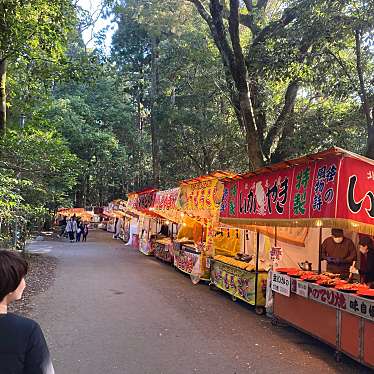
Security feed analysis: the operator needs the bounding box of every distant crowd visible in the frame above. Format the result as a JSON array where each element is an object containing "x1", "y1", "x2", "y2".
[{"x1": 57, "y1": 215, "x2": 88, "y2": 243}]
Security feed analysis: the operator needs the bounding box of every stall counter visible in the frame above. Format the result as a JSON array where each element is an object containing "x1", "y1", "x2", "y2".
[
  {"x1": 272, "y1": 272, "x2": 374, "y2": 368},
  {"x1": 210, "y1": 259, "x2": 268, "y2": 312},
  {"x1": 154, "y1": 238, "x2": 174, "y2": 263},
  {"x1": 173, "y1": 243, "x2": 210, "y2": 281}
]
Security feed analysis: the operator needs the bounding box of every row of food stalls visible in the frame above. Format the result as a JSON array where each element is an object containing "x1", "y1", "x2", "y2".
[{"x1": 108, "y1": 147, "x2": 373, "y2": 369}]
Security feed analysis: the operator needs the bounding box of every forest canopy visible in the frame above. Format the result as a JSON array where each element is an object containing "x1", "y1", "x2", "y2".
[{"x1": 0, "y1": 0, "x2": 373, "y2": 241}]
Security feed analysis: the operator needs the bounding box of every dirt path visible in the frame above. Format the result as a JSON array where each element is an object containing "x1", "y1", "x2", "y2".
[{"x1": 25, "y1": 230, "x2": 369, "y2": 374}]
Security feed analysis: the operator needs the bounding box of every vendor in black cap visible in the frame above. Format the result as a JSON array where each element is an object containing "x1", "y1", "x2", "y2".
[{"x1": 321, "y1": 228, "x2": 357, "y2": 277}]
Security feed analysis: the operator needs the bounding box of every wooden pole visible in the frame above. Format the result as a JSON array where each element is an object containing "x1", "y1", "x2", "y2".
[
  {"x1": 318, "y1": 227, "x2": 323, "y2": 274},
  {"x1": 255, "y1": 231, "x2": 260, "y2": 306},
  {"x1": 274, "y1": 226, "x2": 278, "y2": 246}
]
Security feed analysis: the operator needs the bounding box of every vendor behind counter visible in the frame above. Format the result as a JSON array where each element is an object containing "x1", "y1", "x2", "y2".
[
  {"x1": 357, "y1": 236, "x2": 374, "y2": 287},
  {"x1": 321, "y1": 228, "x2": 357, "y2": 277}
]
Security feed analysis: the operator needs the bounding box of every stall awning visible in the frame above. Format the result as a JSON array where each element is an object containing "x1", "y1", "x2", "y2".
[
  {"x1": 220, "y1": 147, "x2": 374, "y2": 235},
  {"x1": 57, "y1": 208, "x2": 86, "y2": 216},
  {"x1": 153, "y1": 188, "x2": 181, "y2": 223},
  {"x1": 126, "y1": 188, "x2": 162, "y2": 218},
  {"x1": 177, "y1": 170, "x2": 237, "y2": 223}
]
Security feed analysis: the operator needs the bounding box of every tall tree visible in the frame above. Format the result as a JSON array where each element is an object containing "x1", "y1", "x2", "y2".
[
  {"x1": 0, "y1": 0, "x2": 76, "y2": 133},
  {"x1": 186, "y1": 0, "x2": 366, "y2": 168}
]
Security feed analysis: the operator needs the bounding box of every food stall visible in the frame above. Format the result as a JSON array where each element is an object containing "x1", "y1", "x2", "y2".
[
  {"x1": 219, "y1": 147, "x2": 374, "y2": 368},
  {"x1": 173, "y1": 214, "x2": 207, "y2": 280},
  {"x1": 125, "y1": 189, "x2": 162, "y2": 255},
  {"x1": 174, "y1": 171, "x2": 236, "y2": 282},
  {"x1": 210, "y1": 228, "x2": 269, "y2": 314},
  {"x1": 124, "y1": 193, "x2": 141, "y2": 248},
  {"x1": 119, "y1": 211, "x2": 138, "y2": 243},
  {"x1": 152, "y1": 188, "x2": 181, "y2": 263}
]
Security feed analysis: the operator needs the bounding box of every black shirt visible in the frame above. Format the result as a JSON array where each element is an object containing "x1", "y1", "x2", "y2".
[
  {"x1": 0, "y1": 313, "x2": 54, "y2": 374},
  {"x1": 360, "y1": 249, "x2": 374, "y2": 285}
]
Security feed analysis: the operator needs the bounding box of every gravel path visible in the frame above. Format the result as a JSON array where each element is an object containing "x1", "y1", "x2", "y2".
[
  {"x1": 9, "y1": 252, "x2": 57, "y2": 316},
  {"x1": 22, "y1": 230, "x2": 370, "y2": 374}
]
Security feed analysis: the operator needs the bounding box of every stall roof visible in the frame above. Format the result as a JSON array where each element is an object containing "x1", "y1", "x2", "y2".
[
  {"x1": 127, "y1": 188, "x2": 158, "y2": 196},
  {"x1": 152, "y1": 188, "x2": 182, "y2": 223},
  {"x1": 125, "y1": 188, "x2": 162, "y2": 219},
  {"x1": 223, "y1": 147, "x2": 374, "y2": 181},
  {"x1": 181, "y1": 170, "x2": 237, "y2": 185},
  {"x1": 219, "y1": 147, "x2": 374, "y2": 235}
]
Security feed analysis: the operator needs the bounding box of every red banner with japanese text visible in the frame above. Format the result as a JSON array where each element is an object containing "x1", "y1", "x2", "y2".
[
  {"x1": 153, "y1": 188, "x2": 181, "y2": 223},
  {"x1": 153, "y1": 188, "x2": 179, "y2": 211},
  {"x1": 220, "y1": 156, "x2": 341, "y2": 222}
]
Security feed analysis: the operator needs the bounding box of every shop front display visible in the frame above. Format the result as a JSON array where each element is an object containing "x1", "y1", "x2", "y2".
[
  {"x1": 125, "y1": 189, "x2": 163, "y2": 253},
  {"x1": 173, "y1": 242, "x2": 210, "y2": 281},
  {"x1": 210, "y1": 258, "x2": 267, "y2": 310},
  {"x1": 173, "y1": 172, "x2": 237, "y2": 282},
  {"x1": 154, "y1": 238, "x2": 174, "y2": 263}
]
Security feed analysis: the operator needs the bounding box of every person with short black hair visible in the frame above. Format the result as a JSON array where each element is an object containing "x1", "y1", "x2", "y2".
[
  {"x1": 321, "y1": 228, "x2": 357, "y2": 277},
  {"x1": 357, "y1": 236, "x2": 374, "y2": 287},
  {"x1": 0, "y1": 250, "x2": 54, "y2": 374},
  {"x1": 65, "y1": 217, "x2": 74, "y2": 243},
  {"x1": 82, "y1": 224, "x2": 89, "y2": 242}
]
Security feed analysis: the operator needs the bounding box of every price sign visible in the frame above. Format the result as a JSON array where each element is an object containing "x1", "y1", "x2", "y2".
[
  {"x1": 271, "y1": 272, "x2": 291, "y2": 297},
  {"x1": 270, "y1": 246, "x2": 283, "y2": 262},
  {"x1": 296, "y1": 280, "x2": 308, "y2": 298}
]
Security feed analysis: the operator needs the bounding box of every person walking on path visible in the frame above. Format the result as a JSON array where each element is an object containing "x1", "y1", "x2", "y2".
[
  {"x1": 0, "y1": 251, "x2": 55, "y2": 374},
  {"x1": 65, "y1": 218, "x2": 74, "y2": 243},
  {"x1": 82, "y1": 224, "x2": 89, "y2": 242},
  {"x1": 71, "y1": 217, "x2": 78, "y2": 242},
  {"x1": 57, "y1": 216, "x2": 66, "y2": 238},
  {"x1": 76, "y1": 222, "x2": 83, "y2": 242}
]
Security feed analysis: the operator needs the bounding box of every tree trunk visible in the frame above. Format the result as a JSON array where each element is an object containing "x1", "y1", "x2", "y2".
[
  {"x1": 150, "y1": 36, "x2": 161, "y2": 187},
  {"x1": 238, "y1": 90, "x2": 264, "y2": 170},
  {"x1": 84, "y1": 174, "x2": 90, "y2": 208},
  {"x1": 0, "y1": 58, "x2": 7, "y2": 135},
  {"x1": 367, "y1": 122, "x2": 374, "y2": 159},
  {"x1": 354, "y1": 29, "x2": 374, "y2": 159}
]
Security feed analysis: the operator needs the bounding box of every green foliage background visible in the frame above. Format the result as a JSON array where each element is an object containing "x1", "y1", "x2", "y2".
[{"x1": 0, "y1": 0, "x2": 373, "y2": 244}]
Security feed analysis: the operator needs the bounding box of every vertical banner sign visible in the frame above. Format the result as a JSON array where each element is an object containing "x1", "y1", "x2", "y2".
[
  {"x1": 271, "y1": 272, "x2": 291, "y2": 297},
  {"x1": 338, "y1": 156, "x2": 374, "y2": 226},
  {"x1": 310, "y1": 159, "x2": 339, "y2": 219}
]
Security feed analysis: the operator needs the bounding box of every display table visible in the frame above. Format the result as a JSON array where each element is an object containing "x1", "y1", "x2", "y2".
[
  {"x1": 272, "y1": 272, "x2": 374, "y2": 368},
  {"x1": 210, "y1": 259, "x2": 267, "y2": 311},
  {"x1": 173, "y1": 243, "x2": 210, "y2": 281},
  {"x1": 154, "y1": 238, "x2": 174, "y2": 263}
]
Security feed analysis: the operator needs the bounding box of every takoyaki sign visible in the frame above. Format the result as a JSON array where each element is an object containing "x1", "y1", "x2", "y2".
[{"x1": 220, "y1": 150, "x2": 374, "y2": 234}]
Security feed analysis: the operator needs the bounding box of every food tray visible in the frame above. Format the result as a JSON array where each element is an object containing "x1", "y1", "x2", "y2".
[{"x1": 357, "y1": 289, "x2": 374, "y2": 299}]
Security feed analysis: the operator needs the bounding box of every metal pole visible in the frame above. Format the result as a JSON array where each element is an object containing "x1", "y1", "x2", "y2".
[
  {"x1": 243, "y1": 229, "x2": 246, "y2": 254},
  {"x1": 274, "y1": 226, "x2": 278, "y2": 246}
]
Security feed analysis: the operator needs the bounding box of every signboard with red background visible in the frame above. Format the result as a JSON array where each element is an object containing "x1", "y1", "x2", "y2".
[
  {"x1": 221, "y1": 156, "x2": 340, "y2": 221},
  {"x1": 220, "y1": 150, "x2": 374, "y2": 234}
]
